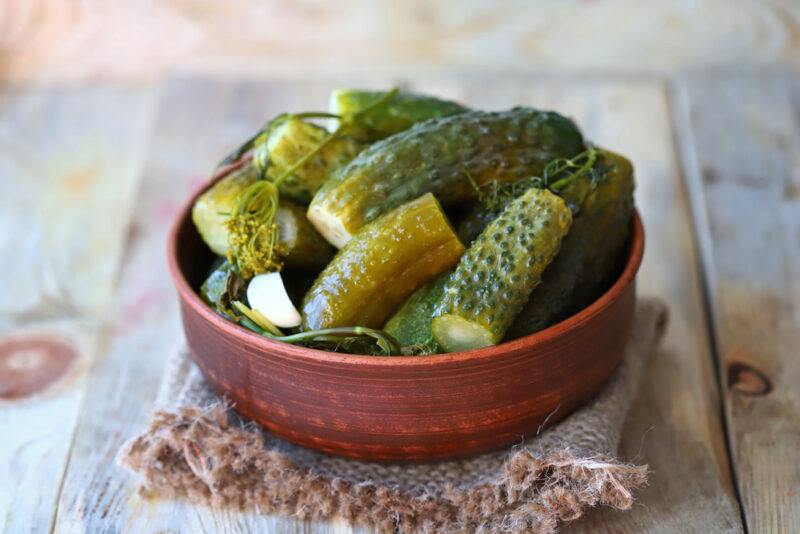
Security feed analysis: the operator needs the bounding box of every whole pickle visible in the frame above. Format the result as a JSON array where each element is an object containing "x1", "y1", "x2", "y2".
[
  {"x1": 330, "y1": 89, "x2": 468, "y2": 141},
  {"x1": 507, "y1": 150, "x2": 634, "y2": 338},
  {"x1": 431, "y1": 188, "x2": 572, "y2": 352},
  {"x1": 301, "y1": 193, "x2": 464, "y2": 330},
  {"x1": 255, "y1": 116, "x2": 362, "y2": 203},
  {"x1": 308, "y1": 108, "x2": 584, "y2": 248}
]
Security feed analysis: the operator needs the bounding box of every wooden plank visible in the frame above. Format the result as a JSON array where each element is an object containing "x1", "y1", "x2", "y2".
[
  {"x1": 0, "y1": 86, "x2": 155, "y2": 534},
  {"x1": 676, "y1": 73, "x2": 800, "y2": 533},
  {"x1": 0, "y1": 318, "x2": 96, "y2": 533},
  {"x1": 2, "y1": 0, "x2": 800, "y2": 83},
  {"x1": 0, "y1": 85, "x2": 155, "y2": 317}
]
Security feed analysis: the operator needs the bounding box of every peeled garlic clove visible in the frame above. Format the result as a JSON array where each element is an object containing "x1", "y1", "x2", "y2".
[{"x1": 246, "y1": 272, "x2": 302, "y2": 328}]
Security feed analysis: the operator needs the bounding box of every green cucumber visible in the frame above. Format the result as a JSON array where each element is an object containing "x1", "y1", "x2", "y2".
[
  {"x1": 431, "y1": 188, "x2": 572, "y2": 352},
  {"x1": 254, "y1": 116, "x2": 362, "y2": 203},
  {"x1": 507, "y1": 150, "x2": 634, "y2": 337},
  {"x1": 383, "y1": 274, "x2": 448, "y2": 349},
  {"x1": 456, "y1": 204, "x2": 499, "y2": 245},
  {"x1": 275, "y1": 201, "x2": 336, "y2": 271},
  {"x1": 302, "y1": 193, "x2": 465, "y2": 330},
  {"x1": 308, "y1": 108, "x2": 584, "y2": 247},
  {"x1": 192, "y1": 163, "x2": 259, "y2": 257},
  {"x1": 330, "y1": 89, "x2": 468, "y2": 141}
]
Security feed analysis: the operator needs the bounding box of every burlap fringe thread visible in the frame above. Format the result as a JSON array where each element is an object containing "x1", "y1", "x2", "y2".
[{"x1": 119, "y1": 298, "x2": 668, "y2": 533}]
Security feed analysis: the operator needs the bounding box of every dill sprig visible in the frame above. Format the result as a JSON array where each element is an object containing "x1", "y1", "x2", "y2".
[
  {"x1": 224, "y1": 89, "x2": 400, "y2": 278},
  {"x1": 400, "y1": 340, "x2": 439, "y2": 356},
  {"x1": 543, "y1": 146, "x2": 597, "y2": 192},
  {"x1": 232, "y1": 300, "x2": 402, "y2": 356},
  {"x1": 225, "y1": 180, "x2": 283, "y2": 278},
  {"x1": 472, "y1": 146, "x2": 599, "y2": 214}
]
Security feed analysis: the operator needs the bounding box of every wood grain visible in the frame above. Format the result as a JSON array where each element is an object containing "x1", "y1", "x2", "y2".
[
  {"x1": 676, "y1": 72, "x2": 800, "y2": 533},
  {"x1": 0, "y1": 318, "x2": 95, "y2": 533},
  {"x1": 0, "y1": 86, "x2": 155, "y2": 316},
  {"x1": 1, "y1": 0, "x2": 799, "y2": 83},
  {"x1": 0, "y1": 86, "x2": 155, "y2": 534}
]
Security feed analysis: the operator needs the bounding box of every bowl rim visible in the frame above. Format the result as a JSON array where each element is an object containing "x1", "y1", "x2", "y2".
[{"x1": 168, "y1": 160, "x2": 645, "y2": 367}]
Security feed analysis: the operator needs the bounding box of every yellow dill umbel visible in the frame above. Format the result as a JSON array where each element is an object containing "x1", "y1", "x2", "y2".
[{"x1": 226, "y1": 180, "x2": 283, "y2": 278}]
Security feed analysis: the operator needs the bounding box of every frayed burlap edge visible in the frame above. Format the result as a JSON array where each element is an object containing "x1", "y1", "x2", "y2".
[{"x1": 119, "y1": 298, "x2": 667, "y2": 534}]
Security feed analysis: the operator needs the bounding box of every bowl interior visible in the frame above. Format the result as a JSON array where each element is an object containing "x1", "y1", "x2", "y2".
[{"x1": 169, "y1": 173, "x2": 644, "y2": 361}]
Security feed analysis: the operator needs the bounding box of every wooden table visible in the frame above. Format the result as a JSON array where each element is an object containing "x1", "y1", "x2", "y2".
[{"x1": 1, "y1": 71, "x2": 797, "y2": 533}]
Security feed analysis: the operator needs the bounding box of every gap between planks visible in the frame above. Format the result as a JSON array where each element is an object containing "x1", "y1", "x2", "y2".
[
  {"x1": 673, "y1": 72, "x2": 800, "y2": 534},
  {"x1": 669, "y1": 77, "x2": 750, "y2": 532}
]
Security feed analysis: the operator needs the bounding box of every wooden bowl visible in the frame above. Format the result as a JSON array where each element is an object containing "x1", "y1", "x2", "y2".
[{"x1": 168, "y1": 162, "x2": 645, "y2": 462}]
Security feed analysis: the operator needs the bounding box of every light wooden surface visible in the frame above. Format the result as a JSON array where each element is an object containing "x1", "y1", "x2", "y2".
[
  {"x1": 1, "y1": 71, "x2": 797, "y2": 532},
  {"x1": 676, "y1": 74, "x2": 800, "y2": 533},
  {"x1": 2, "y1": 0, "x2": 800, "y2": 83}
]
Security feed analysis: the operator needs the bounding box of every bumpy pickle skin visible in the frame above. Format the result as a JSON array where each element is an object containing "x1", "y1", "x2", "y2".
[
  {"x1": 255, "y1": 116, "x2": 362, "y2": 203},
  {"x1": 330, "y1": 89, "x2": 468, "y2": 141},
  {"x1": 308, "y1": 108, "x2": 584, "y2": 248},
  {"x1": 456, "y1": 204, "x2": 500, "y2": 245},
  {"x1": 301, "y1": 193, "x2": 465, "y2": 330},
  {"x1": 431, "y1": 188, "x2": 572, "y2": 352},
  {"x1": 383, "y1": 274, "x2": 448, "y2": 348},
  {"x1": 192, "y1": 164, "x2": 260, "y2": 257},
  {"x1": 507, "y1": 150, "x2": 634, "y2": 338}
]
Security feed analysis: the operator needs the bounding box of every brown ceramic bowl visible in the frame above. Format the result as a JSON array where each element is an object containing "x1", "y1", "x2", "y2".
[{"x1": 168, "y1": 161, "x2": 644, "y2": 462}]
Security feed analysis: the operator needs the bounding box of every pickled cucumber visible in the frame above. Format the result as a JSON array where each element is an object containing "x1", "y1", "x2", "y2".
[
  {"x1": 191, "y1": 166, "x2": 334, "y2": 271},
  {"x1": 383, "y1": 274, "x2": 448, "y2": 349},
  {"x1": 456, "y1": 204, "x2": 499, "y2": 245},
  {"x1": 254, "y1": 116, "x2": 362, "y2": 203},
  {"x1": 330, "y1": 89, "x2": 468, "y2": 141},
  {"x1": 431, "y1": 188, "x2": 572, "y2": 352},
  {"x1": 275, "y1": 202, "x2": 336, "y2": 271},
  {"x1": 301, "y1": 193, "x2": 464, "y2": 330},
  {"x1": 507, "y1": 150, "x2": 634, "y2": 338},
  {"x1": 308, "y1": 108, "x2": 584, "y2": 247}
]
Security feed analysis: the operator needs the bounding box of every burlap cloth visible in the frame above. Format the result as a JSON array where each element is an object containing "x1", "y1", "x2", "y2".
[{"x1": 119, "y1": 298, "x2": 668, "y2": 533}]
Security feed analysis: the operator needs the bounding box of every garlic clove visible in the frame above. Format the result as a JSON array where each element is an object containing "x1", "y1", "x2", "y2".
[{"x1": 246, "y1": 272, "x2": 302, "y2": 328}]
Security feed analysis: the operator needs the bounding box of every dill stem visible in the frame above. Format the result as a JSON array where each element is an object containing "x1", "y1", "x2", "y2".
[
  {"x1": 272, "y1": 89, "x2": 399, "y2": 188},
  {"x1": 547, "y1": 147, "x2": 597, "y2": 191}
]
